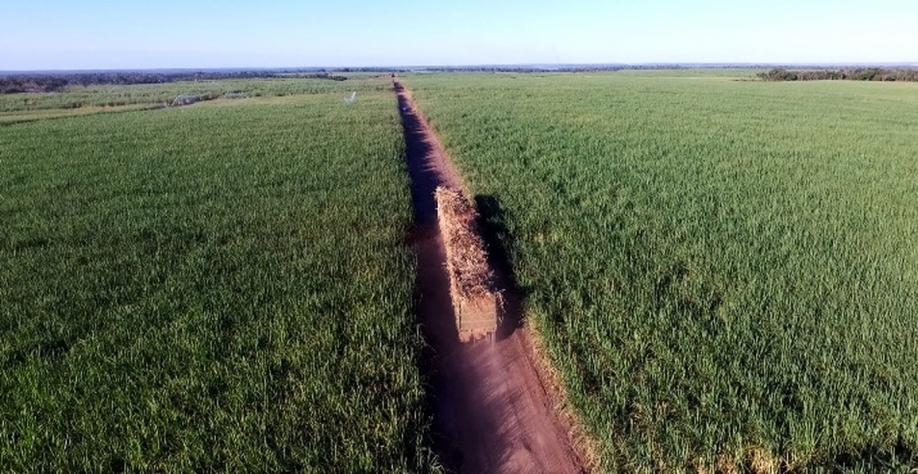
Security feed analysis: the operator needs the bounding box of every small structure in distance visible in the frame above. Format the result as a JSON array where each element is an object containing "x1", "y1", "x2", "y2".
[{"x1": 171, "y1": 93, "x2": 199, "y2": 107}]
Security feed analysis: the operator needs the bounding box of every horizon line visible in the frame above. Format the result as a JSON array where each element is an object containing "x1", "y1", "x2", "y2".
[{"x1": 2, "y1": 61, "x2": 918, "y2": 75}]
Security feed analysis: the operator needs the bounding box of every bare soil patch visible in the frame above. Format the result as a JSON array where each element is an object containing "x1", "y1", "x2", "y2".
[{"x1": 396, "y1": 81, "x2": 588, "y2": 473}]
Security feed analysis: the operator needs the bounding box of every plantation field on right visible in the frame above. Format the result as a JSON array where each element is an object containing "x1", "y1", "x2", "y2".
[{"x1": 405, "y1": 72, "x2": 918, "y2": 472}]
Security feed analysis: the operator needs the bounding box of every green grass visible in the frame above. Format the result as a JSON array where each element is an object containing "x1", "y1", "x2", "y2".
[
  {"x1": 403, "y1": 72, "x2": 918, "y2": 472},
  {"x1": 0, "y1": 88, "x2": 437, "y2": 472},
  {"x1": 0, "y1": 103, "x2": 156, "y2": 125},
  {"x1": 610, "y1": 68, "x2": 762, "y2": 78},
  {"x1": 0, "y1": 76, "x2": 389, "y2": 113}
]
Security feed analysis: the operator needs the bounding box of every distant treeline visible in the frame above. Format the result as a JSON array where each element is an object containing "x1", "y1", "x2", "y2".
[
  {"x1": 0, "y1": 71, "x2": 348, "y2": 94},
  {"x1": 757, "y1": 68, "x2": 918, "y2": 82}
]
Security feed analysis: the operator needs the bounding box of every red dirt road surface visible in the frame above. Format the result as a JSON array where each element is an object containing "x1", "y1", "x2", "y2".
[{"x1": 396, "y1": 82, "x2": 587, "y2": 474}]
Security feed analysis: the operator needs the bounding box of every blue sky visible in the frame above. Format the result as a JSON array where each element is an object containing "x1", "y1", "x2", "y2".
[{"x1": 1, "y1": 0, "x2": 915, "y2": 70}]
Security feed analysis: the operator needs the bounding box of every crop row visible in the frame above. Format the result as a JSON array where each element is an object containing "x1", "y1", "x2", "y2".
[
  {"x1": 0, "y1": 76, "x2": 391, "y2": 113},
  {"x1": 0, "y1": 88, "x2": 436, "y2": 472}
]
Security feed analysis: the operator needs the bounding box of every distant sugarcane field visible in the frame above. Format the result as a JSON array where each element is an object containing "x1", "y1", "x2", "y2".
[{"x1": 2, "y1": 69, "x2": 918, "y2": 472}]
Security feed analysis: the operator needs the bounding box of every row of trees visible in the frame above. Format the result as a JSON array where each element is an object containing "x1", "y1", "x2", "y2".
[
  {"x1": 757, "y1": 68, "x2": 918, "y2": 82},
  {"x1": 0, "y1": 76, "x2": 69, "y2": 94},
  {"x1": 0, "y1": 71, "x2": 347, "y2": 94}
]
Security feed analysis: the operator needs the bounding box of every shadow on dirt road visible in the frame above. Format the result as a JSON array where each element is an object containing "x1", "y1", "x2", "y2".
[{"x1": 396, "y1": 80, "x2": 584, "y2": 474}]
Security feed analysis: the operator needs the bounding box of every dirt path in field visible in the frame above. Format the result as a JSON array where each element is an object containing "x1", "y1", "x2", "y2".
[{"x1": 396, "y1": 81, "x2": 588, "y2": 474}]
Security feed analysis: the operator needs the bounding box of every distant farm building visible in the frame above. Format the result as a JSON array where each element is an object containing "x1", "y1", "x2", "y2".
[{"x1": 171, "y1": 94, "x2": 199, "y2": 107}]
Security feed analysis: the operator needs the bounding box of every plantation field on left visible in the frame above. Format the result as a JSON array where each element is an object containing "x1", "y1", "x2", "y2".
[{"x1": 0, "y1": 85, "x2": 436, "y2": 472}]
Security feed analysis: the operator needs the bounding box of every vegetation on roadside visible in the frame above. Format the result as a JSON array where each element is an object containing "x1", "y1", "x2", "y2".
[
  {"x1": 0, "y1": 87, "x2": 437, "y2": 472},
  {"x1": 405, "y1": 72, "x2": 918, "y2": 472}
]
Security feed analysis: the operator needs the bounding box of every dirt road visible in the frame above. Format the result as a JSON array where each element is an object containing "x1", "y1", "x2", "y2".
[{"x1": 396, "y1": 82, "x2": 587, "y2": 474}]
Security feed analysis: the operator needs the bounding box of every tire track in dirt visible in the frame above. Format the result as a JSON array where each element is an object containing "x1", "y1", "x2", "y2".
[{"x1": 396, "y1": 81, "x2": 587, "y2": 474}]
